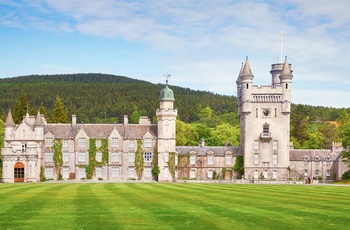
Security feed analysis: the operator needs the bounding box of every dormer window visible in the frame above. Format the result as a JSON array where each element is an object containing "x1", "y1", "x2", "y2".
[
  {"x1": 303, "y1": 155, "x2": 309, "y2": 164},
  {"x1": 45, "y1": 137, "x2": 53, "y2": 147},
  {"x1": 144, "y1": 138, "x2": 152, "y2": 148}
]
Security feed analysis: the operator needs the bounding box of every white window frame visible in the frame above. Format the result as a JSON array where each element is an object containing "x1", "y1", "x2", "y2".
[
  {"x1": 326, "y1": 170, "x2": 330, "y2": 177},
  {"x1": 144, "y1": 138, "x2": 152, "y2": 148},
  {"x1": 79, "y1": 167, "x2": 86, "y2": 179},
  {"x1": 144, "y1": 168, "x2": 152, "y2": 177},
  {"x1": 254, "y1": 153, "x2": 259, "y2": 165},
  {"x1": 208, "y1": 170, "x2": 213, "y2": 179},
  {"x1": 190, "y1": 170, "x2": 196, "y2": 179},
  {"x1": 144, "y1": 152, "x2": 152, "y2": 162},
  {"x1": 304, "y1": 169, "x2": 308, "y2": 176},
  {"x1": 96, "y1": 140, "x2": 102, "y2": 148},
  {"x1": 263, "y1": 170, "x2": 268, "y2": 179},
  {"x1": 111, "y1": 152, "x2": 119, "y2": 163},
  {"x1": 129, "y1": 168, "x2": 135, "y2": 178},
  {"x1": 63, "y1": 140, "x2": 69, "y2": 148},
  {"x1": 225, "y1": 155, "x2": 232, "y2": 165},
  {"x1": 78, "y1": 137, "x2": 86, "y2": 148},
  {"x1": 272, "y1": 140, "x2": 278, "y2": 150},
  {"x1": 129, "y1": 152, "x2": 135, "y2": 163},
  {"x1": 272, "y1": 154, "x2": 278, "y2": 165},
  {"x1": 78, "y1": 152, "x2": 87, "y2": 163},
  {"x1": 111, "y1": 137, "x2": 118, "y2": 148},
  {"x1": 96, "y1": 151, "x2": 102, "y2": 162},
  {"x1": 45, "y1": 152, "x2": 54, "y2": 163},
  {"x1": 164, "y1": 152, "x2": 169, "y2": 162},
  {"x1": 45, "y1": 137, "x2": 53, "y2": 147},
  {"x1": 111, "y1": 167, "x2": 120, "y2": 178},
  {"x1": 272, "y1": 170, "x2": 277, "y2": 179},
  {"x1": 129, "y1": 140, "x2": 135, "y2": 148},
  {"x1": 254, "y1": 170, "x2": 259, "y2": 179},
  {"x1": 315, "y1": 169, "x2": 319, "y2": 176},
  {"x1": 254, "y1": 140, "x2": 259, "y2": 150},
  {"x1": 190, "y1": 155, "x2": 196, "y2": 164},
  {"x1": 208, "y1": 155, "x2": 214, "y2": 165},
  {"x1": 62, "y1": 167, "x2": 69, "y2": 179},
  {"x1": 95, "y1": 167, "x2": 102, "y2": 178},
  {"x1": 63, "y1": 152, "x2": 69, "y2": 163},
  {"x1": 45, "y1": 168, "x2": 54, "y2": 179}
]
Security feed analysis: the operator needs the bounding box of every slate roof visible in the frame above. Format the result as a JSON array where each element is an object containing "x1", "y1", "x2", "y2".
[
  {"x1": 289, "y1": 149, "x2": 339, "y2": 161},
  {"x1": 176, "y1": 146, "x2": 241, "y2": 156}
]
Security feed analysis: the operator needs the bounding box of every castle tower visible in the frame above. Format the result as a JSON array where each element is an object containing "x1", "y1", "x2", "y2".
[
  {"x1": 4, "y1": 110, "x2": 15, "y2": 140},
  {"x1": 156, "y1": 77, "x2": 177, "y2": 182},
  {"x1": 237, "y1": 58, "x2": 293, "y2": 180},
  {"x1": 34, "y1": 111, "x2": 44, "y2": 140}
]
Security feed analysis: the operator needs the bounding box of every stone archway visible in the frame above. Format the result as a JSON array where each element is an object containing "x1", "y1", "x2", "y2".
[{"x1": 14, "y1": 162, "x2": 25, "y2": 182}]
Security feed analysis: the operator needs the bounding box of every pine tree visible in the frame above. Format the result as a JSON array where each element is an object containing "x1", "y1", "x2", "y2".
[
  {"x1": 51, "y1": 95, "x2": 68, "y2": 123},
  {"x1": 13, "y1": 90, "x2": 29, "y2": 124}
]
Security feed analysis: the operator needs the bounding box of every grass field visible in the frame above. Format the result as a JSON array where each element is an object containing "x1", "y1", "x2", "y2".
[{"x1": 0, "y1": 182, "x2": 349, "y2": 230}]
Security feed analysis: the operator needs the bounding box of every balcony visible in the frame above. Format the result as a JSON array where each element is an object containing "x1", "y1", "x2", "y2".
[{"x1": 260, "y1": 132, "x2": 272, "y2": 140}]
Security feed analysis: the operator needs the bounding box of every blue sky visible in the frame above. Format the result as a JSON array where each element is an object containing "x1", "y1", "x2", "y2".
[{"x1": 1, "y1": 0, "x2": 350, "y2": 108}]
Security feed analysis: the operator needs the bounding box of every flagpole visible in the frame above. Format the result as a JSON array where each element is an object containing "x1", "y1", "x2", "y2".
[{"x1": 280, "y1": 30, "x2": 283, "y2": 63}]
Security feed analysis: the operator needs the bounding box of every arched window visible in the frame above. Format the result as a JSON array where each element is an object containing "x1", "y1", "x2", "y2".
[{"x1": 14, "y1": 162, "x2": 25, "y2": 182}]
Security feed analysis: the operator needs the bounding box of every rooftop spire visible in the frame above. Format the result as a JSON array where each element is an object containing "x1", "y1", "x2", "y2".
[
  {"x1": 34, "y1": 110, "x2": 44, "y2": 126},
  {"x1": 164, "y1": 73, "x2": 171, "y2": 86},
  {"x1": 4, "y1": 110, "x2": 15, "y2": 126},
  {"x1": 241, "y1": 56, "x2": 254, "y2": 78},
  {"x1": 279, "y1": 56, "x2": 293, "y2": 81}
]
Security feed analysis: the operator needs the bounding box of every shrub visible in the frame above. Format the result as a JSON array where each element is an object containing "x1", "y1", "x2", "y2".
[{"x1": 341, "y1": 170, "x2": 350, "y2": 180}]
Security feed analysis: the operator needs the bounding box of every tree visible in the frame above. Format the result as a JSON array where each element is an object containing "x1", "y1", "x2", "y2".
[
  {"x1": 291, "y1": 104, "x2": 309, "y2": 147},
  {"x1": 303, "y1": 131, "x2": 324, "y2": 149},
  {"x1": 38, "y1": 103, "x2": 48, "y2": 120},
  {"x1": 51, "y1": 95, "x2": 68, "y2": 123},
  {"x1": 198, "y1": 106, "x2": 213, "y2": 118},
  {"x1": 209, "y1": 123, "x2": 240, "y2": 146},
  {"x1": 176, "y1": 120, "x2": 197, "y2": 146},
  {"x1": 13, "y1": 90, "x2": 29, "y2": 124},
  {"x1": 318, "y1": 122, "x2": 340, "y2": 149}
]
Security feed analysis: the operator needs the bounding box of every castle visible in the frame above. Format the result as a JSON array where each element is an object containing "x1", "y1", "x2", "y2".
[{"x1": 1, "y1": 58, "x2": 348, "y2": 183}]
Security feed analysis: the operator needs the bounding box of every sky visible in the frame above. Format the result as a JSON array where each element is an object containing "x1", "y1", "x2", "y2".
[{"x1": 0, "y1": 0, "x2": 350, "y2": 108}]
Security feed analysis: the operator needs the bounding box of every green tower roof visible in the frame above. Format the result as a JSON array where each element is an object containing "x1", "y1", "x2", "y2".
[{"x1": 159, "y1": 80, "x2": 175, "y2": 101}]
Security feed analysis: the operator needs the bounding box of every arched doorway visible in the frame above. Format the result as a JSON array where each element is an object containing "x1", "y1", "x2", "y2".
[{"x1": 14, "y1": 162, "x2": 25, "y2": 182}]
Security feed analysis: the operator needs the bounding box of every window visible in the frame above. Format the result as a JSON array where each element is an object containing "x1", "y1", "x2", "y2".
[
  {"x1": 45, "y1": 168, "x2": 54, "y2": 179},
  {"x1": 254, "y1": 170, "x2": 259, "y2": 179},
  {"x1": 273, "y1": 140, "x2": 278, "y2": 150},
  {"x1": 325, "y1": 156, "x2": 331, "y2": 164},
  {"x1": 78, "y1": 152, "x2": 87, "y2": 163},
  {"x1": 63, "y1": 152, "x2": 69, "y2": 163},
  {"x1": 129, "y1": 140, "x2": 135, "y2": 148},
  {"x1": 62, "y1": 167, "x2": 69, "y2": 179},
  {"x1": 111, "y1": 152, "x2": 119, "y2": 163},
  {"x1": 96, "y1": 140, "x2": 102, "y2": 148},
  {"x1": 272, "y1": 170, "x2": 277, "y2": 179},
  {"x1": 78, "y1": 137, "x2": 86, "y2": 148},
  {"x1": 303, "y1": 155, "x2": 309, "y2": 164},
  {"x1": 45, "y1": 137, "x2": 53, "y2": 147},
  {"x1": 164, "y1": 167, "x2": 169, "y2": 179},
  {"x1": 164, "y1": 152, "x2": 169, "y2": 162},
  {"x1": 326, "y1": 170, "x2": 330, "y2": 177},
  {"x1": 144, "y1": 152, "x2": 152, "y2": 162},
  {"x1": 272, "y1": 154, "x2": 278, "y2": 165},
  {"x1": 315, "y1": 170, "x2": 319, "y2": 176},
  {"x1": 129, "y1": 152, "x2": 135, "y2": 163},
  {"x1": 208, "y1": 155, "x2": 214, "y2": 165},
  {"x1": 175, "y1": 170, "x2": 178, "y2": 178},
  {"x1": 304, "y1": 169, "x2": 308, "y2": 176},
  {"x1": 95, "y1": 167, "x2": 102, "y2": 178},
  {"x1": 208, "y1": 170, "x2": 213, "y2": 178},
  {"x1": 164, "y1": 140, "x2": 169, "y2": 151},
  {"x1": 263, "y1": 170, "x2": 268, "y2": 179},
  {"x1": 190, "y1": 155, "x2": 196, "y2": 164},
  {"x1": 21, "y1": 144, "x2": 27, "y2": 152},
  {"x1": 111, "y1": 137, "x2": 118, "y2": 148},
  {"x1": 144, "y1": 168, "x2": 152, "y2": 177},
  {"x1": 263, "y1": 124, "x2": 269, "y2": 134},
  {"x1": 79, "y1": 168, "x2": 86, "y2": 179},
  {"x1": 96, "y1": 151, "x2": 102, "y2": 162},
  {"x1": 129, "y1": 168, "x2": 135, "y2": 178},
  {"x1": 315, "y1": 156, "x2": 320, "y2": 165},
  {"x1": 254, "y1": 141, "x2": 259, "y2": 150},
  {"x1": 63, "y1": 140, "x2": 69, "y2": 148},
  {"x1": 46, "y1": 152, "x2": 53, "y2": 162},
  {"x1": 254, "y1": 153, "x2": 259, "y2": 165},
  {"x1": 226, "y1": 155, "x2": 232, "y2": 165},
  {"x1": 190, "y1": 170, "x2": 196, "y2": 179},
  {"x1": 111, "y1": 167, "x2": 120, "y2": 178},
  {"x1": 144, "y1": 138, "x2": 152, "y2": 148}
]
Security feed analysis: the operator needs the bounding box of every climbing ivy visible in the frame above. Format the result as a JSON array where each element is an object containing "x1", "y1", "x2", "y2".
[
  {"x1": 232, "y1": 156, "x2": 244, "y2": 178},
  {"x1": 168, "y1": 152, "x2": 176, "y2": 182},
  {"x1": 86, "y1": 138, "x2": 109, "y2": 179},
  {"x1": 134, "y1": 140, "x2": 144, "y2": 180},
  {"x1": 151, "y1": 140, "x2": 160, "y2": 181},
  {"x1": 40, "y1": 166, "x2": 46, "y2": 182},
  {"x1": 53, "y1": 139, "x2": 63, "y2": 179}
]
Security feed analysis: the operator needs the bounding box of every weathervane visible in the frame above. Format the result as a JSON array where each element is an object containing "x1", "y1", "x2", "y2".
[{"x1": 164, "y1": 73, "x2": 171, "y2": 85}]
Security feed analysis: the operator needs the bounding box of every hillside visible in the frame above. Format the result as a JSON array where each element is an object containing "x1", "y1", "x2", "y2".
[
  {"x1": 0, "y1": 73, "x2": 346, "y2": 124},
  {"x1": 0, "y1": 73, "x2": 237, "y2": 123}
]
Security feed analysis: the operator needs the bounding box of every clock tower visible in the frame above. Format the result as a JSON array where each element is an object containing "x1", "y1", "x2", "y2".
[{"x1": 237, "y1": 57, "x2": 293, "y2": 180}]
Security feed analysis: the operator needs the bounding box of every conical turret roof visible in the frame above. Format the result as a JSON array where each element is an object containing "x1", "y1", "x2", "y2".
[
  {"x1": 4, "y1": 110, "x2": 15, "y2": 126},
  {"x1": 241, "y1": 57, "x2": 254, "y2": 77},
  {"x1": 34, "y1": 111, "x2": 44, "y2": 126},
  {"x1": 279, "y1": 57, "x2": 293, "y2": 81},
  {"x1": 236, "y1": 62, "x2": 244, "y2": 84}
]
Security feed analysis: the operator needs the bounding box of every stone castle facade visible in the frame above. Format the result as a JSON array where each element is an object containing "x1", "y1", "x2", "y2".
[{"x1": 1, "y1": 59, "x2": 348, "y2": 183}]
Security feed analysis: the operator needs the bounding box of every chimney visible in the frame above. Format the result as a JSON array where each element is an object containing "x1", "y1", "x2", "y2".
[
  {"x1": 199, "y1": 139, "x2": 205, "y2": 148},
  {"x1": 124, "y1": 115, "x2": 128, "y2": 125},
  {"x1": 72, "y1": 114, "x2": 76, "y2": 126}
]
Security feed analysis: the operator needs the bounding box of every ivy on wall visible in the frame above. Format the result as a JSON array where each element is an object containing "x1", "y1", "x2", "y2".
[
  {"x1": 168, "y1": 152, "x2": 176, "y2": 182},
  {"x1": 86, "y1": 138, "x2": 109, "y2": 179},
  {"x1": 232, "y1": 156, "x2": 244, "y2": 178},
  {"x1": 53, "y1": 139, "x2": 63, "y2": 179},
  {"x1": 151, "y1": 140, "x2": 160, "y2": 181},
  {"x1": 134, "y1": 140, "x2": 144, "y2": 180}
]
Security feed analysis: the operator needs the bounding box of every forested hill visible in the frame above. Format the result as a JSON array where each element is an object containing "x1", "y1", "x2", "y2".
[
  {"x1": 0, "y1": 73, "x2": 346, "y2": 124},
  {"x1": 0, "y1": 73, "x2": 236, "y2": 123}
]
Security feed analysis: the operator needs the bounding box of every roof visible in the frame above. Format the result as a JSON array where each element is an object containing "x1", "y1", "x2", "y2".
[
  {"x1": 176, "y1": 146, "x2": 242, "y2": 156},
  {"x1": 159, "y1": 80, "x2": 175, "y2": 101},
  {"x1": 34, "y1": 111, "x2": 44, "y2": 126},
  {"x1": 289, "y1": 149, "x2": 339, "y2": 161},
  {"x1": 4, "y1": 110, "x2": 15, "y2": 126}
]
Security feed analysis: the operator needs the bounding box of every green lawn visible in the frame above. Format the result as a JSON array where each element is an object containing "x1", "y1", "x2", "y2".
[{"x1": 0, "y1": 183, "x2": 349, "y2": 230}]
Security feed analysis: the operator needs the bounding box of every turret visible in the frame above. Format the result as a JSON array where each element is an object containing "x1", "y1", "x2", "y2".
[
  {"x1": 4, "y1": 110, "x2": 15, "y2": 139},
  {"x1": 240, "y1": 57, "x2": 254, "y2": 114},
  {"x1": 279, "y1": 57, "x2": 293, "y2": 113},
  {"x1": 156, "y1": 76, "x2": 177, "y2": 182},
  {"x1": 236, "y1": 62, "x2": 243, "y2": 116},
  {"x1": 34, "y1": 111, "x2": 44, "y2": 139}
]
